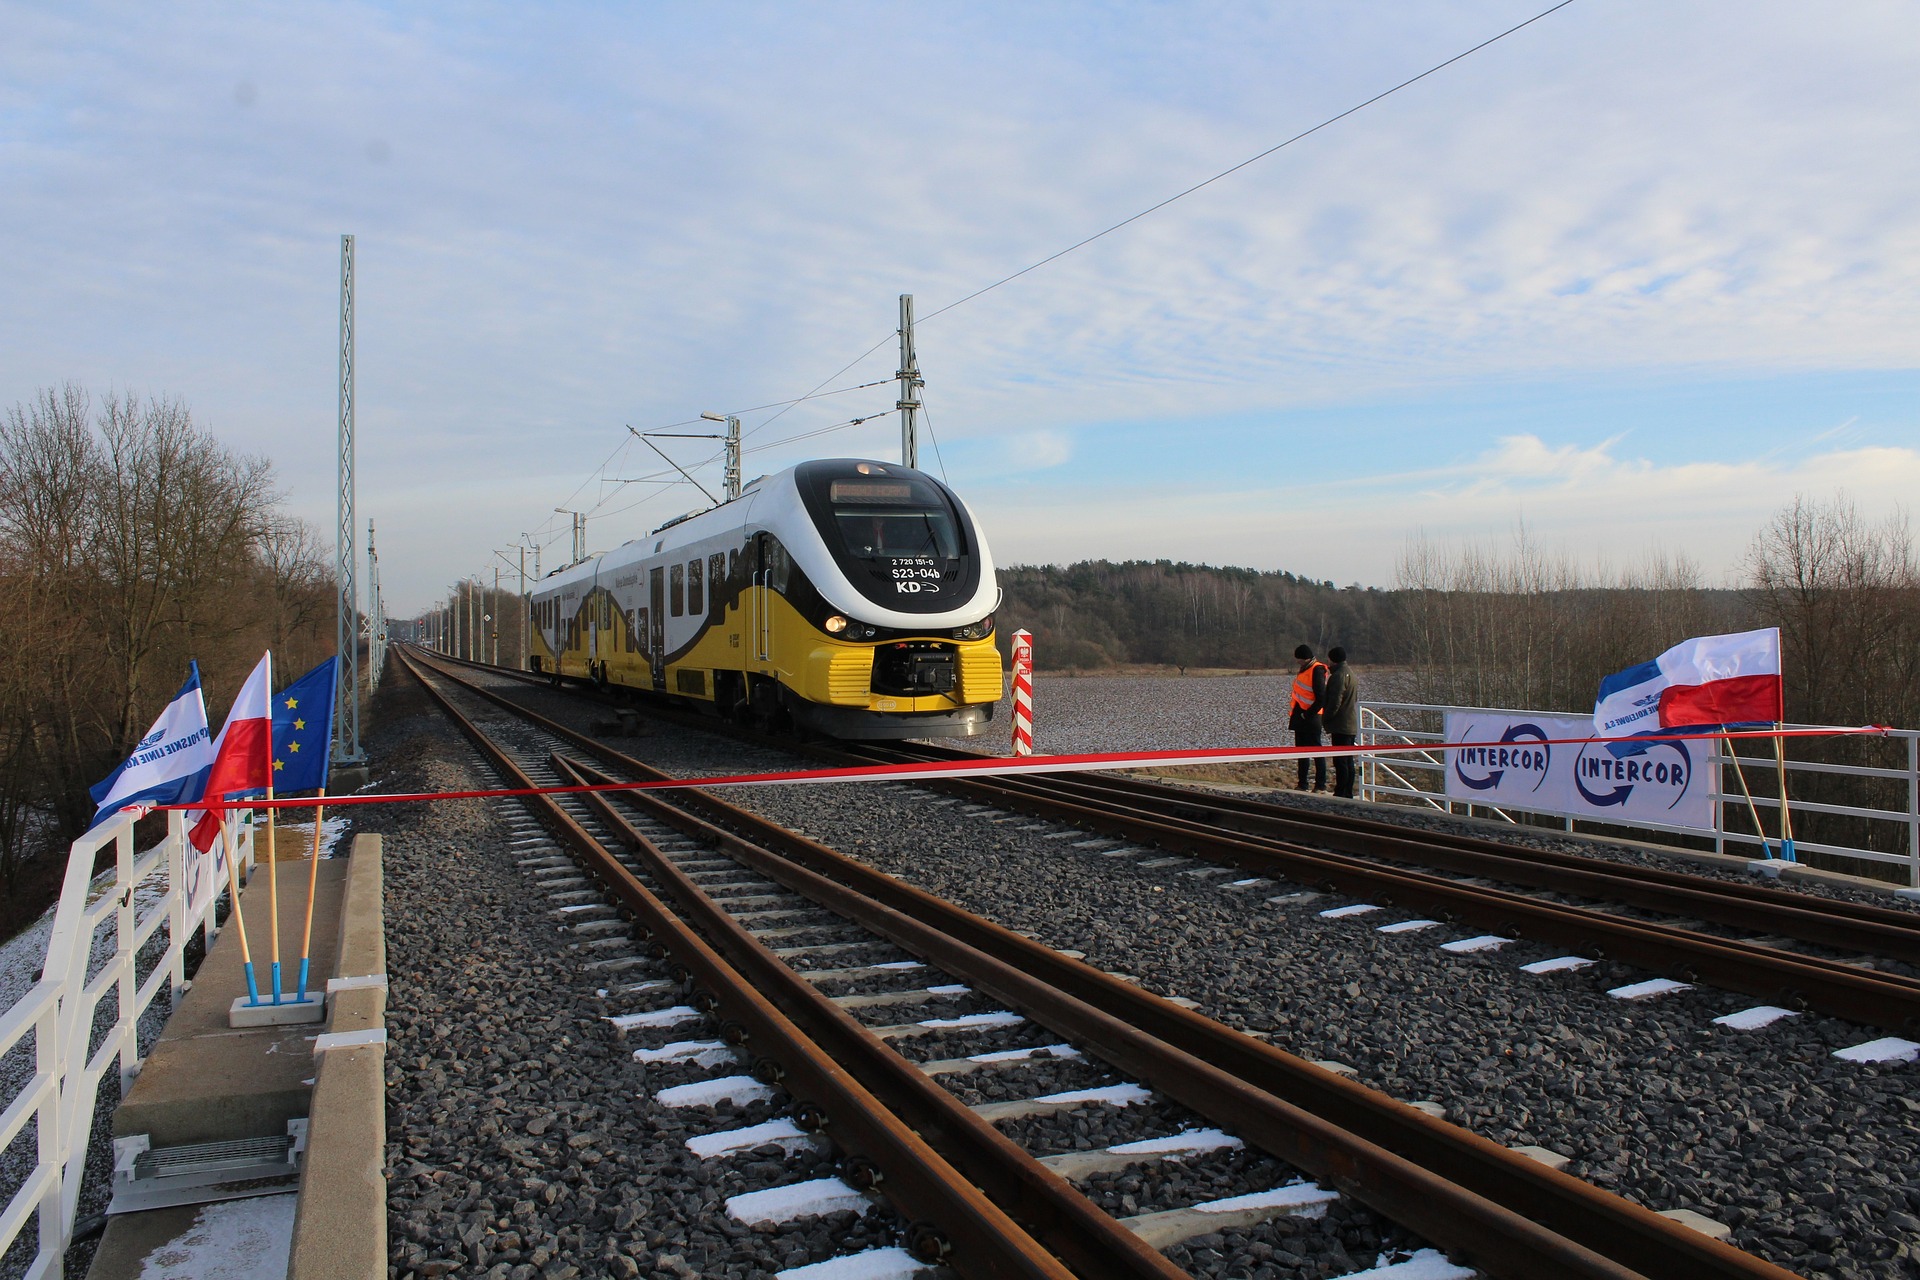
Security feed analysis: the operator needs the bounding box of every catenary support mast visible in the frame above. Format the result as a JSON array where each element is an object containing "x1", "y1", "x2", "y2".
[
  {"x1": 897, "y1": 293, "x2": 921, "y2": 469},
  {"x1": 334, "y1": 234, "x2": 365, "y2": 764},
  {"x1": 724, "y1": 415, "x2": 742, "y2": 500}
]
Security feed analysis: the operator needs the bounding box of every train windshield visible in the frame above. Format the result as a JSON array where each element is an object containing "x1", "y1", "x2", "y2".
[
  {"x1": 827, "y1": 479, "x2": 960, "y2": 560},
  {"x1": 796, "y1": 461, "x2": 983, "y2": 614}
]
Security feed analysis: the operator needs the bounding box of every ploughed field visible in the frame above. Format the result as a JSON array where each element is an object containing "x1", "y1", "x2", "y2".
[{"x1": 985, "y1": 672, "x2": 1310, "y2": 756}]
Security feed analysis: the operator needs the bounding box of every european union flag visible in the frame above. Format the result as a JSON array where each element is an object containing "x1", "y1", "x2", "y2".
[{"x1": 272, "y1": 657, "x2": 339, "y2": 794}]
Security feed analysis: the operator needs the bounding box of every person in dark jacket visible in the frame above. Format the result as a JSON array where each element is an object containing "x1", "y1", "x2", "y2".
[
  {"x1": 1287, "y1": 644, "x2": 1329, "y2": 792},
  {"x1": 1314, "y1": 646, "x2": 1361, "y2": 798}
]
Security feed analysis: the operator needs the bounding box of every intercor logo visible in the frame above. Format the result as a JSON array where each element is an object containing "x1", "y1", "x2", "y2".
[
  {"x1": 1442, "y1": 710, "x2": 1714, "y2": 831},
  {"x1": 1451, "y1": 723, "x2": 1550, "y2": 794},
  {"x1": 1573, "y1": 739, "x2": 1694, "y2": 810}
]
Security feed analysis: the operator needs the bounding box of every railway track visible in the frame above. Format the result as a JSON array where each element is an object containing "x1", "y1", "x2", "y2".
[
  {"x1": 836, "y1": 741, "x2": 1920, "y2": 1036},
  {"x1": 883, "y1": 741, "x2": 1920, "y2": 967},
  {"x1": 430, "y1": 650, "x2": 1920, "y2": 1033},
  {"x1": 398, "y1": 646, "x2": 1800, "y2": 1280}
]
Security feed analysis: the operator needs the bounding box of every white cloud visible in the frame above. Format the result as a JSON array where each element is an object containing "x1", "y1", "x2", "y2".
[
  {"x1": 973, "y1": 439, "x2": 1920, "y2": 587},
  {"x1": 1009, "y1": 429, "x2": 1074, "y2": 470},
  {"x1": 0, "y1": 2, "x2": 1915, "y2": 606}
]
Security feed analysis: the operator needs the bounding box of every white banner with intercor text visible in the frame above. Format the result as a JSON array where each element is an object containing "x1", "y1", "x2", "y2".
[{"x1": 1443, "y1": 711, "x2": 1716, "y2": 831}]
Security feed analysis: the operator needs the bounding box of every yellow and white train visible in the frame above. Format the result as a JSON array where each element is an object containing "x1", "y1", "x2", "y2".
[{"x1": 528, "y1": 459, "x2": 1004, "y2": 738}]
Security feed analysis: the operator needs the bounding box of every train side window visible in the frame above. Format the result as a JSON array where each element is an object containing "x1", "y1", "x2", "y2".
[
  {"x1": 727, "y1": 548, "x2": 739, "y2": 584},
  {"x1": 687, "y1": 558, "x2": 704, "y2": 616},
  {"x1": 628, "y1": 610, "x2": 638, "y2": 645},
  {"x1": 766, "y1": 538, "x2": 791, "y2": 593},
  {"x1": 637, "y1": 607, "x2": 648, "y2": 653},
  {"x1": 670, "y1": 564, "x2": 685, "y2": 617},
  {"x1": 709, "y1": 554, "x2": 725, "y2": 606}
]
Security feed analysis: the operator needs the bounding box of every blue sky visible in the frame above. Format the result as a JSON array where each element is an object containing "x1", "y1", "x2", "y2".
[{"x1": 3, "y1": 1, "x2": 1915, "y2": 609}]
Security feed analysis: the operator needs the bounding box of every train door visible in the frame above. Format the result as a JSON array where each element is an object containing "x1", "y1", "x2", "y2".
[
  {"x1": 749, "y1": 534, "x2": 772, "y2": 664},
  {"x1": 648, "y1": 568, "x2": 667, "y2": 691}
]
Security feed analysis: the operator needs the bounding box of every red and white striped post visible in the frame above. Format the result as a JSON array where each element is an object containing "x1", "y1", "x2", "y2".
[{"x1": 1010, "y1": 629, "x2": 1034, "y2": 757}]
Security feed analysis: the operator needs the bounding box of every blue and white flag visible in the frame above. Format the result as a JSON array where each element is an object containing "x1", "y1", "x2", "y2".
[{"x1": 88, "y1": 663, "x2": 215, "y2": 828}]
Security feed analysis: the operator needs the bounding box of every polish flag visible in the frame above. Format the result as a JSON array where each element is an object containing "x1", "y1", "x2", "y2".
[
  {"x1": 1594, "y1": 628, "x2": 1784, "y2": 740},
  {"x1": 188, "y1": 652, "x2": 274, "y2": 852}
]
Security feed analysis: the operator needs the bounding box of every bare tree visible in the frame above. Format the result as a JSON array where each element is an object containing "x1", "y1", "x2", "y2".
[
  {"x1": 92, "y1": 391, "x2": 278, "y2": 744},
  {"x1": 0, "y1": 384, "x2": 338, "y2": 904},
  {"x1": 257, "y1": 514, "x2": 335, "y2": 656},
  {"x1": 1395, "y1": 527, "x2": 1719, "y2": 714},
  {"x1": 0, "y1": 385, "x2": 115, "y2": 834},
  {"x1": 1746, "y1": 494, "x2": 1920, "y2": 727}
]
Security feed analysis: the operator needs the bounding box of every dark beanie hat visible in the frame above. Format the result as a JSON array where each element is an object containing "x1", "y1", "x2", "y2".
[
  {"x1": 1294, "y1": 644, "x2": 1314, "y2": 660},
  {"x1": 1328, "y1": 646, "x2": 1347, "y2": 663}
]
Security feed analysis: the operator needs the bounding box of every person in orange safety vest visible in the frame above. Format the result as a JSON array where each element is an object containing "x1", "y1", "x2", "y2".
[{"x1": 1288, "y1": 644, "x2": 1329, "y2": 792}]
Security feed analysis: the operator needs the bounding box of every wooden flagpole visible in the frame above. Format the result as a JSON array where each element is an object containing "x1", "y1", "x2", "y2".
[
  {"x1": 1725, "y1": 740, "x2": 1775, "y2": 859},
  {"x1": 261, "y1": 648, "x2": 284, "y2": 1003},
  {"x1": 266, "y1": 777, "x2": 282, "y2": 1002},
  {"x1": 1774, "y1": 724, "x2": 1797, "y2": 862},
  {"x1": 218, "y1": 816, "x2": 261, "y2": 1005},
  {"x1": 296, "y1": 791, "x2": 326, "y2": 1001}
]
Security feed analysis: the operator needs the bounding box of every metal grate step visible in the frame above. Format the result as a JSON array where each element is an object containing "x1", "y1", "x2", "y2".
[
  {"x1": 134, "y1": 1134, "x2": 294, "y2": 1180},
  {"x1": 109, "y1": 1120, "x2": 307, "y2": 1214}
]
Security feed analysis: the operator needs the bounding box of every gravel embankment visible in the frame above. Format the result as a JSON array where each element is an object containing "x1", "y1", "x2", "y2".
[
  {"x1": 374, "y1": 672, "x2": 917, "y2": 1279},
  {"x1": 457, "y1": 669, "x2": 1920, "y2": 1279},
  {"x1": 397, "y1": 671, "x2": 1451, "y2": 1280}
]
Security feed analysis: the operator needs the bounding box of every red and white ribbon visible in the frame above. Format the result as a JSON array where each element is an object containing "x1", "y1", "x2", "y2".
[{"x1": 141, "y1": 723, "x2": 1889, "y2": 816}]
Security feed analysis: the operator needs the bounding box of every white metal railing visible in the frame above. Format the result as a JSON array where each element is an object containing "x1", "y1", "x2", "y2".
[
  {"x1": 1360, "y1": 701, "x2": 1920, "y2": 887},
  {"x1": 0, "y1": 808, "x2": 253, "y2": 1278}
]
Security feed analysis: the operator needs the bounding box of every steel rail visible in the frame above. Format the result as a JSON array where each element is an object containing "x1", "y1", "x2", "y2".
[
  {"x1": 563, "y1": 752, "x2": 1645, "y2": 1280},
  {"x1": 407, "y1": 650, "x2": 1797, "y2": 1280},
  {"x1": 545, "y1": 752, "x2": 1187, "y2": 1280},
  {"x1": 905, "y1": 747, "x2": 1920, "y2": 962},
  {"x1": 863, "y1": 760, "x2": 1920, "y2": 1033},
  {"x1": 395, "y1": 648, "x2": 1082, "y2": 1280},
  {"x1": 411, "y1": 652, "x2": 1920, "y2": 1025},
  {"x1": 429, "y1": 650, "x2": 1920, "y2": 969}
]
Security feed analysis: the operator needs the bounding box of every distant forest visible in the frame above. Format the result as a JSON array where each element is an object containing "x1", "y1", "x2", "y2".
[
  {"x1": 991, "y1": 495, "x2": 1918, "y2": 733},
  {"x1": 995, "y1": 560, "x2": 1409, "y2": 671},
  {"x1": 992, "y1": 498, "x2": 1920, "y2": 874}
]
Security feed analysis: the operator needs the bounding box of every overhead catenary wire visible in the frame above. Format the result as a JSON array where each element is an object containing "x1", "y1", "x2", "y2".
[
  {"x1": 917, "y1": 391, "x2": 949, "y2": 484},
  {"x1": 920, "y1": 0, "x2": 1578, "y2": 323},
  {"x1": 538, "y1": 376, "x2": 902, "y2": 533},
  {"x1": 522, "y1": 1, "x2": 1575, "y2": 545},
  {"x1": 736, "y1": 338, "x2": 900, "y2": 444},
  {"x1": 583, "y1": 402, "x2": 898, "y2": 524}
]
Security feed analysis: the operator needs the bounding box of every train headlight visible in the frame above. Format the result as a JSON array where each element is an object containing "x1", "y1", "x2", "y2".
[
  {"x1": 825, "y1": 615, "x2": 848, "y2": 634},
  {"x1": 951, "y1": 616, "x2": 993, "y2": 641}
]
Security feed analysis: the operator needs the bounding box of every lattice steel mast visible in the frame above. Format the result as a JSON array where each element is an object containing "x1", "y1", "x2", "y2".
[{"x1": 334, "y1": 234, "x2": 365, "y2": 764}]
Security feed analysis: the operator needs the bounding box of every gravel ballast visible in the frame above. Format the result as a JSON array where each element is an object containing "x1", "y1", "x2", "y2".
[
  {"x1": 372, "y1": 672, "x2": 918, "y2": 1279},
  {"x1": 395, "y1": 663, "x2": 1461, "y2": 1279},
  {"x1": 448, "y1": 667, "x2": 1920, "y2": 1279}
]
